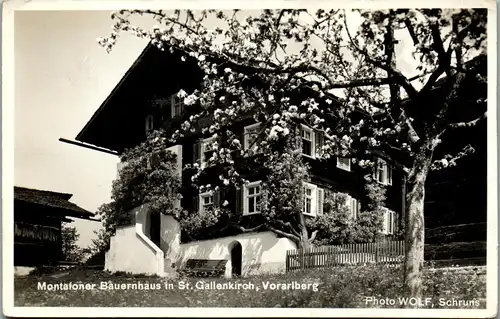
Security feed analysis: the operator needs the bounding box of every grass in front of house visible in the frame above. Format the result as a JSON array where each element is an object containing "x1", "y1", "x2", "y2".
[{"x1": 14, "y1": 265, "x2": 486, "y2": 308}]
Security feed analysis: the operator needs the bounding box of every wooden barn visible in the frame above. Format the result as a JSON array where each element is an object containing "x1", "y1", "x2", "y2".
[{"x1": 14, "y1": 186, "x2": 96, "y2": 267}]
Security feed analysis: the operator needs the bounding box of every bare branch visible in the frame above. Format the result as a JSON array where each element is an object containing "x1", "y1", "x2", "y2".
[
  {"x1": 229, "y1": 223, "x2": 265, "y2": 233},
  {"x1": 432, "y1": 70, "x2": 468, "y2": 134},
  {"x1": 430, "y1": 22, "x2": 447, "y2": 65},
  {"x1": 364, "y1": 149, "x2": 411, "y2": 175},
  {"x1": 404, "y1": 19, "x2": 419, "y2": 45},
  {"x1": 421, "y1": 16, "x2": 482, "y2": 95},
  {"x1": 342, "y1": 11, "x2": 419, "y2": 100},
  {"x1": 266, "y1": 224, "x2": 301, "y2": 243},
  {"x1": 308, "y1": 230, "x2": 318, "y2": 243},
  {"x1": 452, "y1": 17, "x2": 463, "y2": 70},
  {"x1": 274, "y1": 220, "x2": 301, "y2": 238}
]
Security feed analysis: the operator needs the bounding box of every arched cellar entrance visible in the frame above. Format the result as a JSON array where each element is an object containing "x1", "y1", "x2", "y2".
[{"x1": 229, "y1": 241, "x2": 242, "y2": 277}]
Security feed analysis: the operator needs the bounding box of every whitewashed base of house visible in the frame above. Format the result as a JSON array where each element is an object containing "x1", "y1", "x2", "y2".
[
  {"x1": 105, "y1": 219, "x2": 297, "y2": 278},
  {"x1": 177, "y1": 231, "x2": 296, "y2": 278}
]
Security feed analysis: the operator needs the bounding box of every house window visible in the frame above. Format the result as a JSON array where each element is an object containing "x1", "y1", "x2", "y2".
[
  {"x1": 145, "y1": 115, "x2": 154, "y2": 134},
  {"x1": 337, "y1": 157, "x2": 351, "y2": 171},
  {"x1": 373, "y1": 158, "x2": 393, "y2": 185},
  {"x1": 244, "y1": 123, "x2": 262, "y2": 154},
  {"x1": 201, "y1": 136, "x2": 216, "y2": 165},
  {"x1": 382, "y1": 208, "x2": 397, "y2": 235},
  {"x1": 333, "y1": 192, "x2": 360, "y2": 219},
  {"x1": 170, "y1": 93, "x2": 184, "y2": 118},
  {"x1": 301, "y1": 125, "x2": 315, "y2": 157},
  {"x1": 302, "y1": 182, "x2": 318, "y2": 216},
  {"x1": 243, "y1": 181, "x2": 262, "y2": 215},
  {"x1": 199, "y1": 192, "x2": 214, "y2": 213}
]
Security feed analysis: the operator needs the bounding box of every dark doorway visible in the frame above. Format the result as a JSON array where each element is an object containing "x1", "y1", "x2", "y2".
[
  {"x1": 150, "y1": 212, "x2": 161, "y2": 247},
  {"x1": 230, "y1": 242, "x2": 242, "y2": 277}
]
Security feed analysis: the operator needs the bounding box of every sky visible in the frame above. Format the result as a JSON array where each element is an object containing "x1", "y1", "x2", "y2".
[
  {"x1": 14, "y1": 10, "x2": 153, "y2": 247},
  {"x1": 13, "y1": 9, "x2": 423, "y2": 248}
]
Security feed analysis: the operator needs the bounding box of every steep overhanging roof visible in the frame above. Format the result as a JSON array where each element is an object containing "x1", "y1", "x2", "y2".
[
  {"x1": 75, "y1": 43, "x2": 154, "y2": 144},
  {"x1": 73, "y1": 42, "x2": 201, "y2": 153}
]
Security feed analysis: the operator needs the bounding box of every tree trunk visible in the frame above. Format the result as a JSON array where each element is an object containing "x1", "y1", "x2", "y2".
[
  {"x1": 403, "y1": 144, "x2": 433, "y2": 306},
  {"x1": 298, "y1": 227, "x2": 312, "y2": 269}
]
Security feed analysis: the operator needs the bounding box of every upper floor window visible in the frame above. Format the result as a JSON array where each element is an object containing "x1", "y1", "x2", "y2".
[
  {"x1": 301, "y1": 125, "x2": 315, "y2": 157},
  {"x1": 244, "y1": 123, "x2": 263, "y2": 154},
  {"x1": 201, "y1": 136, "x2": 216, "y2": 165},
  {"x1": 145, "y1": 115, "x2": 154, "y2": 134},
  {"x1": 243, "y1": 181, "x2": 262, "y2": 216},
  {"x1": 373, "y1": 158, "x2": 393, "y2": 185},
  {"x1": 170, "y1": 93, "x2": 184, "y2": 118},
  {"x1": 381, "y1": 207, "x2": 397, "y2": 235},
  {"x1": 337, "y1": 157, "x2": 351, "y2": 171},
  {"x1": 299, "y1": 125, "x2": 326, "y2": 159}
]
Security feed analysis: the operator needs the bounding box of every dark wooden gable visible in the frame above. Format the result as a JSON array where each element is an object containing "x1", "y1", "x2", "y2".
[{"x1": 75, "y1": 43, "x2": 203, "y2": 154}]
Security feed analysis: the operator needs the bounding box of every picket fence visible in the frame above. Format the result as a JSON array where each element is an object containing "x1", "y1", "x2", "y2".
[{"x1": 286, "y1": 240, "x2": 405, "y2": 272}]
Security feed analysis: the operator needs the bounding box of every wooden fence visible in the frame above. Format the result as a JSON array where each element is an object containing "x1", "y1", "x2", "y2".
[{"x1": 286, "y1": 240, "x2": 405, "y2": 272}]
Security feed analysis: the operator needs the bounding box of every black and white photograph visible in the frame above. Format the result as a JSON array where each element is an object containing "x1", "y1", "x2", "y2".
[{"x1": 3, "y1": 0, "x2": 497, "y2": 317}]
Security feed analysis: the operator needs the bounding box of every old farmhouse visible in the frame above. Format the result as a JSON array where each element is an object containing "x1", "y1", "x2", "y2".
[
  {"x1": 68, "y1": 43, "x2": 408, "y2": 277},
  {"x1": 14, "y1": 186, "x2": 95, "y2": 272}
]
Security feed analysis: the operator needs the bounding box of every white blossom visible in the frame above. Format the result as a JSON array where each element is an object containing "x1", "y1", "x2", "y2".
[
  {"x1": 232, "y1": 139, "x2": 241, "y2": 147},
  {"x1": 184, "y1": 94, "x2": 198, "y2": 106}
]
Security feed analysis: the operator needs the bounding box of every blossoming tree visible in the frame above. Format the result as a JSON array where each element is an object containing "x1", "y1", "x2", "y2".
[{"x1": 99, "y1": 9, "x2": 488, "y2": 301}]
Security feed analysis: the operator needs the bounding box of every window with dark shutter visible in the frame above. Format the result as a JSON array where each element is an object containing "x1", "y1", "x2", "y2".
[
  {"x1": 214, "y1": 190, "x2": 221, "y2": 207},
  {"x1": 170, "y1": 94, "x2": 184, "y2": 118},
  {"x1": 192, "y1": 141, "x2": 201, "y2": 164}
]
